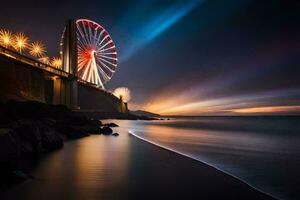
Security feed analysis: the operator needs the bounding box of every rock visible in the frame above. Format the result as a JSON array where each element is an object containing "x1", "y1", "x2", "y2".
[
  {"x1": 112, "y1": 133, "x2": 119, "y2": 136},
  {"x1": 12, "y1": 120, "x2": 43, "y2": 155},
  {"x1": 11, "y1": 120, "x2": 63, "y2": 154},
  {"x1": 4, "y1": 100, "x2": 71, "y2": 120},
  {"x1": 102, "y1": 123, "x2": 119, "y2": 127},
  {"x1": 55, "y1": 121, "x2": 90, "y2": 139},
  {"x1": 39, "y1": 125, "x2": 63, "y2": 150},
  {"x1": 41, "y1": 118, "x2": 56, "y2": 126},
  {"x1": 0, "y1": 101, "x2": 101, "y2": 189},
  {"x1": 0, "y1": 130, "x2": 22, "y2": 162},
  {"x1": 101, "y1": 126, "x2": 113, "y2": 135},
  {"x1": 85, "y1": 125, "x2": 102, "y2": 134},
  {"x1": 89, "y1": 118, "x2": 102, "y2": 126}
]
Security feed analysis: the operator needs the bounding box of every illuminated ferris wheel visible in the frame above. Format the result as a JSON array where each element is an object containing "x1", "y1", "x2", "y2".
[{"x1": 76, "y1": 19, "x2": 117, "y2": 89}]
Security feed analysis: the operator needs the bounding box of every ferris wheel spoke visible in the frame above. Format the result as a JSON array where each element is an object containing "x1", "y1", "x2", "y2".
[
  {"x1": 81, "y1": 23, "x2": 92, "y2": 46},
  {"x1": 92, "y1": 27, "x2": 99, "y2": 45},
  {"x1": 77, "y1": 23, "x2": 89, "y2": 44},
  {"x1": 77, "y1": 25, "x2": 90, "y2": 46},
  {"x1": 96, "y1": 29, "x2": 105, "y2": 45},
  {"x1": 78, "y1": 59, "x2": 88, "y2": 68},
  {"x1": 77, "y1": 43, "x2": 84, "y2": 50},
  {"x1": 75, "y1": 19, "x2": 117, "y2": 87},
  {"x1": 88, "y1": 23, "x2": 95, "y2": 46},
  {"x1": 77, "y1": 42, "x2": 87, "y2": 51},
  {"x1": 98, "y1": 45, "x2": 115, "y2": 53},
  {"x1": 99, "y1": 52, "x2": 117, "y2": 55},
  {"x1": 97, "y1": 65, "x2": 111, "y2": 82},
  {"x1": 87, "y1": 63, "x2": 95, "y2": 83},
  {"x1": 82, "y1": 24, "x2": 92, "y2": 45},
  {"x1": 98, "y1": 54, "x2": 118, "y2": 61},
  {"x1": 90, "y1": 55, "x2": 102, "y2": 85},
  {"x1": 97, "y1": 61, "x2": 111, "y2": 80},
  {"x1": 93, "y1": 26, "x2": 102, "y2": 45},
  {"x1": 98, "y1": 34, "x2": 109, "y2": 46},
  {"x1": 98, "y1": 56, "x2": 117, "y2": 67},
  {"x1": 98, "y1": 60, "x2": 115, "y2": 73},
  {"x1": 93, "y1": 29, "x2": 104, "y2": 46},
  {"x1": 81, "y1": 60, "x2": 92, "y2": 81},
  {"x1": 98, "y1": 58, "x2": 115, "y2": 72},
  {"x1": 99, "y1": 40, "x2": 113, "y2": 51},
  {"x1": 88, "y1": 23, "x2": 93, "y2": 45},
  {"x1": 83, "y1": 22, "x2": 92, "y2": 45},
  {"x1": 78, "y1": 64, "x2": 84, "y2": 71}
]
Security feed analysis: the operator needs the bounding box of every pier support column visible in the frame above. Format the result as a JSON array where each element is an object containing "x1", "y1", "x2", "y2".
[
  {"x1": 70, "y1": 78, "x2": 78, "y2": 109},
  {"x1": 52, "y1": 76, "x2": 62, "y2": 105},
  {"x1": 62, "y1": 19, "x2": 78, "y2": 109}
]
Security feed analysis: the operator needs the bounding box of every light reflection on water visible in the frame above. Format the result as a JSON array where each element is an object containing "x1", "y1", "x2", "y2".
[
  {"x1": 114, "y1": 117, "x2": 300, "y2": 200},
  {"x1": 3, "y1": 120, "x2": 133, "y2": 200},
  {"x1": 73, "y1": 135, "x2": 129, "y2": 191},
  {"x1": 3, "y1": 118, "x2": 299, "y2": 200}
]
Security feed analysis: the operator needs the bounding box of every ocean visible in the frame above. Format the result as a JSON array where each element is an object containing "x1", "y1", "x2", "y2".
[
  {"x1": 117, "y1": 116, "x2": 300, "y2": 200},
  {"x1": 3, "y1": 117, "x2": 299, "y2": 200}
]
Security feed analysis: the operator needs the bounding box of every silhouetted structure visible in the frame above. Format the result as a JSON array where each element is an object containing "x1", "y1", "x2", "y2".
[{"x1": 0, "y1": 19, "x2": 127, "y2": 113}]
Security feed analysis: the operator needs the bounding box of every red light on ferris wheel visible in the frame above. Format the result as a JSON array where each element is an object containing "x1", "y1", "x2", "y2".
[{"x1": 76, "y1": 19, "x2": 117, "y2": 89}]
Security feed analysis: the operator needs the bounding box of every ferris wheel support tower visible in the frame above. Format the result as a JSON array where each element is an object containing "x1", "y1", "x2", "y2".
[
  {"x1": 59, "y1": 19, "x2": 78, "y2": 109},
  {"x1": 59, "y1": 18, "x2": 118, "y2": 110}
]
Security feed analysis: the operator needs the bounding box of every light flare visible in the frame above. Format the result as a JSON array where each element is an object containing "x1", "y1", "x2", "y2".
[
  {"x1": 113, "y1": 87, "x2": 131, "y2": 103},
  {"x1": 13, "y1": 32, "x2": 29, "y2": 53},
  {"x1": 51, "y1": 57, "x2": 62, "y2": 69},
  {"x1": 39, "y1": 56, "x2": 50, "y2": 65},
  {"x1": 0, "y1": 29, "x2": 13, "y2": 47},
  {"x1": 29, "y1": 41, "x2": 46, "y2": 57}
]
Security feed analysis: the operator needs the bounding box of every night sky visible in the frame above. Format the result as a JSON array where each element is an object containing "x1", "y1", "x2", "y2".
[{"x1": 0, "y1": 0, "x2": 299, "y2": 115}]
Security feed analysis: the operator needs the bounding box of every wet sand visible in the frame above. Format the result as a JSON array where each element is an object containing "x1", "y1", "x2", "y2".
[{"x1": 2, "y1": 131, "x2": 277, "y2": 200}]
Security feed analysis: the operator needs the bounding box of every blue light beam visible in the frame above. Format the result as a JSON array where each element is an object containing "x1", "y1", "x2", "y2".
[{"x1": 120, "y1": 0, "x2": 203, "y2": 62}]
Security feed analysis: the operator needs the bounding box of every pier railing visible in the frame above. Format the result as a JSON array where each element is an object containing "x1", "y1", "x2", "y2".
[
  {"x1": 0, "y1": 45, "x2": 114, "y2": 96},
  {"x1": 0, "y1": 45, "x2": 71, "y2": 78}
]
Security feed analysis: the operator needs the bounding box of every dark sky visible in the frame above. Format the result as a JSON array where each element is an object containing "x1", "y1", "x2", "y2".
[{"x1": 0, "y1": 0, "x2": 299, "y2": 115}]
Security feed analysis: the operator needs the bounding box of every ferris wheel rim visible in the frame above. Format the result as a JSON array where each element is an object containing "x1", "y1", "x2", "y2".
[{"x1": 75, "y1": 18, "x2": 118, "y2": 88}]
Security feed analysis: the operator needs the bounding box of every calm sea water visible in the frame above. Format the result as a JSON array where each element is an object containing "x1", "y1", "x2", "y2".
[
  {"x1": 119, "y1": 116, "x2": 300, "y2": 200},
  {"x1": 3, "y1": 117, "x2": 299, "y2": 200}
]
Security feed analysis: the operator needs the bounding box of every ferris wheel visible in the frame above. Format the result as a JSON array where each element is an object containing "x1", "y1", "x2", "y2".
[{"x1": 76, "y1": 19, "x2": 117, "y2": 89}]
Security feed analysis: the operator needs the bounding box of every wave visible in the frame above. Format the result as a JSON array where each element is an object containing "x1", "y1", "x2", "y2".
[{"x1": 129, "y1": 130, "x2": 280, "y2": 200}]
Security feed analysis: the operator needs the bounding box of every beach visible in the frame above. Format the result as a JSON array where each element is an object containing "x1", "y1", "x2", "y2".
[{"x1": 2, "y1": 121, "x2": 277, "y2": 200}]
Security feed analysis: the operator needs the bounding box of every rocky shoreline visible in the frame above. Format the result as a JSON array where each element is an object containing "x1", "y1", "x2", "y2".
[{"x1": 0, "y1": 101, "x2": 121, "y2": 191}]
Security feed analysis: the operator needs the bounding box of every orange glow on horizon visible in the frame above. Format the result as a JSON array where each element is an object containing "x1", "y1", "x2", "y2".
[
  {"x1": 144, "y1": 102, "x2": 300, "y2": 115},
  {"x1": 231, "y1": 105, "x2": 300, "y2": 114},
  {"x1": 143, "y1": 95, "x2": 231, "y2": 115},
  {"x1": 142, "y1": 93, "x2": 300, "y2": 115},
  {"x1": 143, "y1": 91, "x2": 194, "y2": 115}
]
